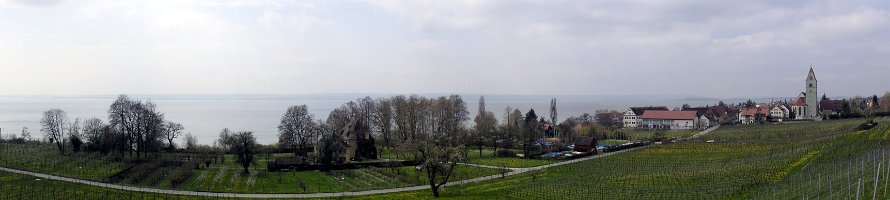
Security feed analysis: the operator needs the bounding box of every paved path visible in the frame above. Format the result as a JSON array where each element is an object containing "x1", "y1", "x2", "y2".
[
  {"x1": 455, "y1": 162, "x2": 522, "y2": 170},
  {"x1": 690, "y1": 125, "x2": 721, "y2": 139},
  {"x1": 0, "y1": 146, "x2": 646, "y2": 198}
]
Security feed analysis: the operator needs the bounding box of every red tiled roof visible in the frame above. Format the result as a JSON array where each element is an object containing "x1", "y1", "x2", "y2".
[
  {"x1": 640, "y1": 110, "x2": 697, "y2": 120},
  {"x1": 793, "y1": 97, "x2": 807, "y2": 106},
  {"x1": 820, "y1": 100, "x2": 843, "y2": 111},
  {"x1": 740, "y1": 106, "x2": 770, "y2": 116},
  {"x1": 629, "y1": 106, "x2": 669, "y2": 115}
]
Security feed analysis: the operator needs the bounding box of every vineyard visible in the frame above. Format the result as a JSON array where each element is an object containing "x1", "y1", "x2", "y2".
[
  {"x1": 0, "y1": 142, "x2": 503, "y2": 194},
  {"x1": 350, "y1": 118, "x2": 890, "y2": 199},
  {"x1": 172, "y1": 164, "x2": 500, "y2": 193},
  {"x1": 0, "y1": 143, "x2": 133, "y2": 181},
  {"x1": 1, "y1": 118, "x2": 889, "y2": 199}
]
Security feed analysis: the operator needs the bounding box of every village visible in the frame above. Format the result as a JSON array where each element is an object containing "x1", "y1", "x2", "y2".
[{"x1": 600, "y1": 67, "x2": 886, "y2": 133}]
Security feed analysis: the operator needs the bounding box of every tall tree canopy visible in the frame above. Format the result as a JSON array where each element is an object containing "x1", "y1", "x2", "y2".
[{"x1": 278, "y1": 105, "x2": 316, "y2": 156}]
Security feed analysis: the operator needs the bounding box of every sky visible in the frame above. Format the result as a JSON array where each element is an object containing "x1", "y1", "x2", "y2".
[{"x1": 0, "y1": 0, "x2": 889, "y2": 98}]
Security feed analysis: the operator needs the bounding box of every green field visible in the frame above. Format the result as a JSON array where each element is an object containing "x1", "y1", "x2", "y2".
[
  {"x1": 3, "y1": 118, "x2": 890, "y2": 199},
  {"x1": 0, "y1": 143, "x2": 503, "y2": 194},
  {"x1": 383, "y1": 147, "x2": 561, "y2": 168},
  {"x1": 621, "y1": 129, "x2": 696, "y2": 141},
  {"x1": 0, "y1": 143, "x2": 133, "y2": 181},
  {"x1": 347, "y1": 118, "x2": 890, "y2": 199}
]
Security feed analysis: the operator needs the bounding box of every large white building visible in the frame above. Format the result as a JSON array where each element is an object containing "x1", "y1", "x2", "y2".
[
  {"x1": 640, "y1": 110, "x2": 699, "y2": 130},
  {"x1": 623, "y1": 106, "x2": 669, "y2": 128}
]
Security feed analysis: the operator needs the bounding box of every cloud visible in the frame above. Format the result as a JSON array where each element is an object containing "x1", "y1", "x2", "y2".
[
  {"x1": 4, "y1": 0, "x2": 64, "y2": 8},
  {"x1": 2, "y1": 0, "x2": 889, "y2": 97},
  {"x1": 714, "y1": 8, "x2": 890, "y2": 50},
  {"x1": 147, "y1": 8, "x2": 233, "y2": 34},
  {"x1": 256, "y1": 9, "x2": 319, "y2": 31}
]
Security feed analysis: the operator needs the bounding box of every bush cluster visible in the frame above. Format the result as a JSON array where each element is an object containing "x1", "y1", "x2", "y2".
[{"x1": 496, "y1": 149, "x2": 517, "y2": 158}]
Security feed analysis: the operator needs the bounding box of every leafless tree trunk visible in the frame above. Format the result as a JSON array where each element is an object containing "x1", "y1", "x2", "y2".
[
  {"x1": 183, "y1": 133, "x2": 198, "y2": 151},
  {"x1": 41, "y1": 108, "x2": 69, "y2": 155},
  {"x1": 163, "y1": 121, "x2": 184, "y2": 151},
  {"x1": 374, "y1": 98, "x2": 393, "y2": 147},
  {"x1": 278, "y1": 105, "x2": 316, "y2": 156}
]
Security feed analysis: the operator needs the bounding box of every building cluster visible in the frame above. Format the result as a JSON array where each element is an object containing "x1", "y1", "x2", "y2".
[
  {"x1": 607, "y1": 67, "x2": 883, "y2": 130},
  {"x1": 620, "y1": 105, "x2": 728, "y2": 130}
]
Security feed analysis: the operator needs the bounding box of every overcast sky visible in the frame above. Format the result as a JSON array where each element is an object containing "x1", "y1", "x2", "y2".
[{"x1": 0, "y1": 0, "x2": 888, "y2": 98}]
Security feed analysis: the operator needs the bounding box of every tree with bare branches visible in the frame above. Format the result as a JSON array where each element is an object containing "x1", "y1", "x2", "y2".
[
  {"x1": 374, "y1": 98, "x2": 394, "y2": 147},
  {"x1": 162, "y1": 121, "x2": 184, "y2": 151},
  {"x1": 227, "y1": 130, "x2": 257, "y2": 174},
  {"x1": 278, "y1": 105, "x2": 316, "y2": 156},
  {"x1": 41, "y1": 108, "x2": 69, "y2": 155}
]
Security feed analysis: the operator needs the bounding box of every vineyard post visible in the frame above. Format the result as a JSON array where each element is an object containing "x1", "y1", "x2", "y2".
[
  {"x1": 858, "y1": 177, "x2": 863, "y2": 200},
  {"x1": 819, "y1": 173, "x2": 822, "y2": 200},
  {"x1": 809, "y1": 172, "x2": 813, "y2": 199},
  {"x1": 874, "y1": 162, "x2": 881, "y2": 200},
  {"x1": 885, "y1": 153, "x2": 890, "y2": 196}
]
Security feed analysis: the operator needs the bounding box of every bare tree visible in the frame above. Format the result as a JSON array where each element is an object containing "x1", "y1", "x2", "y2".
[
  {"x1": 356, "y1": 96, "x2": 377, "y2": 130},
  {"x1": 82, "y1": 118, "x2": 105, "y2": 145},
  {"x1": 162, "y1": 121, "x2": 184, "y2": 151},
  {"x1": 68, "y1": 118, "x2": 82, "y2": 153},
  {"x1": 374, "y1": 98, "x2": 394, "y2": 147},
  {"x1": 476, "y1": 111, "x2": 498, "y2": 156},
  {"x1": 107, "y1": 95, "x2": 166, "y2": 158},
  {"x1": 522, "y1": 109, "x2": 539, "y2": 158},
  {"x1": 227, "y1": 130, "x2": 257, "y2": 174},
  {"x1": 882, "y1": 92, "x2": 890, "y2": 112},
  {"x1": 108, "y1": 95, "x2": 136, "y2": 156},
  {"x1": 403, "y1": 136, "x2": 467, "y2": 198},
  {"x1": 183, "y1": 133, "x2": 198, "y2": 151},
  {"x1": 217, "y1": 128, "x2": 233, "y2": 151},
  {"x1": 278, "y1": 105, "x2": 316, "y2": 156},
  {"x1": 41, "y1": 108, "x2": 69, "y2": 155},
  {"x1": 474, "y1": 96, "x2": 498, "y2": 156},
  {"x1": 20, "y1": 126, "x2": 31, "y2": 141},
  {"x1": 501, "y1": 107, "x2": 523, "y2": 149},
  {"x1": 316, "y1": 124, "x2": 345, "y2": 165},
  {"x1": 325, "y1": 101, "x2": 357, "y2": 133}
]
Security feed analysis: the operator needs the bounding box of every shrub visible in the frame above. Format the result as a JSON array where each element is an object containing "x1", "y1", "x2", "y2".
[
  {"x1": 169, "y1": 161, "x2": 196, "y2": 187},
  {"x1": 496, "y1": 149, "x2": 517, "y2": 158}
]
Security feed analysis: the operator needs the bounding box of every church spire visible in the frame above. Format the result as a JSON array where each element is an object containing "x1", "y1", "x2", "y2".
[{"x1": 807, "y1": 65, "x2": 817, "y2": 81}]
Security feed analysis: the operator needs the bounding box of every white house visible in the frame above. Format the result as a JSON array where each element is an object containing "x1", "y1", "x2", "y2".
[
  {"x1": 623, "y1": 106, "x2": 669, "y2": 128},
  {"x1": 698, "y1": 115, "x2": 711, "y2": 128},
  {"x1": 640, "y1": 110, "x2": 699, "y2": 130},
  {"x1": 769, "y1": 104, "x2": 789, "y2": 120}
]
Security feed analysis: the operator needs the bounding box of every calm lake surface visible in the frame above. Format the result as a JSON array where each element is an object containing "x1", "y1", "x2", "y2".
[{"x1": 0, "y1": 94, "x2": 743, "y2": 144}]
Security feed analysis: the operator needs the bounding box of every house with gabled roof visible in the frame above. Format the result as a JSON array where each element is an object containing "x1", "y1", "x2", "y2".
[
  {"x1": 739, "y1": 104, "x2": 771, "y2": 124},
  {"x1": 769, "y1": 103, "x2": 790, "y2": 120},
  {"x1": 623, "y1": 106, "x2": 669, "y2": 128},
  {"x1": 640, "y1": 110, "x2": 699, "y2": 130}
]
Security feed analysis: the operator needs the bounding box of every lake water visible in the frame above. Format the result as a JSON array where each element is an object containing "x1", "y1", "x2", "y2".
[{"x1": 0, "y1": 94, "x2": 753, "y2": 145}]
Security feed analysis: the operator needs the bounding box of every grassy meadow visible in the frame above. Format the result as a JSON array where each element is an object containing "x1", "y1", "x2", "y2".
[{"x1": 2, "y1": 118, "x2": 889, "y2": 199}]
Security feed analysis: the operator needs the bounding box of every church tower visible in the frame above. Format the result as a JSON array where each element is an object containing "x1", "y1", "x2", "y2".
[{"x1": 805, "y1": 66, "x2": 818, "y2": 119}]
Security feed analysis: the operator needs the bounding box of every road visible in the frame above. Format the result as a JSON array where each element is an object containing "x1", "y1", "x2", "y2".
[
  {"x1": 690, "y1": 124, "x2": 721, "y2": 139},
  {"x1": 0, "y1": 146, "x2": 645, "y2": 198}
]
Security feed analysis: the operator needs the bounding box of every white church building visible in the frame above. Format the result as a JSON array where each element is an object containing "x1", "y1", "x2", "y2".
[{"x1": 791, "y1": 67, "x2": 820, "y2": 120}]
